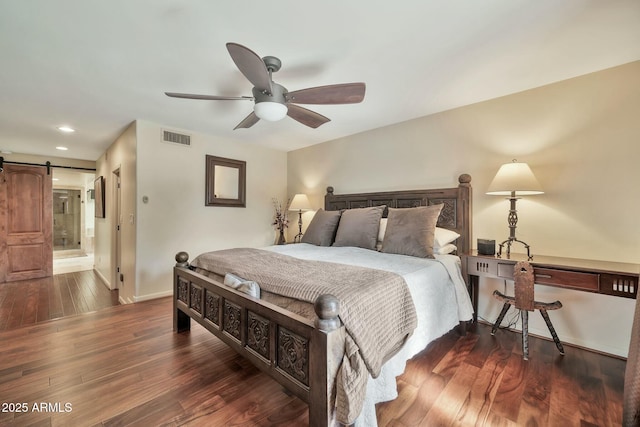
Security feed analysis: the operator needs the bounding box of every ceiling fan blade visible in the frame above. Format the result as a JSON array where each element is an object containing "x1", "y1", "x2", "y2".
[
  {"x1": 287, "y1": 104, "x2": 330, "y2": 129},
  {"x1": 226, "y1": 43, "x2": 273, "y2": 94},
  {"x1": 165, "y1": 92, "x2": 253, "y2": 101},
  {"x1": 285, "y1": 82, "x2": 366, "y2": 105},
  {"x1": 233, "y1": 112, "x2": 260, "y2": 130}
]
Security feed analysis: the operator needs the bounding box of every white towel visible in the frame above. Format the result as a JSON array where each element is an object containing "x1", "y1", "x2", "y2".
[{"x1": 223, "y1": 273, "x2": 261, "y2": 299}]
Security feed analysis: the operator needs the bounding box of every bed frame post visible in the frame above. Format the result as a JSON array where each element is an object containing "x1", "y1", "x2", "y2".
[
  {"x1": 457, "y1": 174, "x2": 473, "y2": 334},
  {"x1": 309, "y1": 294, "x2": 345, "y2": 427},
  {"x1": 456, "y1": 173, "x2": 472, "y2": 256},
  {"x1": 174, "y1": 251, "x2": 191, "y2": 332}
]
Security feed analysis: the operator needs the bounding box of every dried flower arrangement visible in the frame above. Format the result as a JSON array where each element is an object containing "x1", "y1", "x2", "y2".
[{"x1": 272, "y1": 198, "x2": 289, "y2": 244}]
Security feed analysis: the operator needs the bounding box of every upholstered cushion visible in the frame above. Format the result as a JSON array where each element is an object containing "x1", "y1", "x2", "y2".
[
  {"x1": 333, "y1": 205, "x2": 385, "y2": 250},
  {"x1": 300, "y1": 209, "x2": 342, "y2": 246},
  {"x1": 381, "y1": 204, "x2": 444, "y2": 258}
]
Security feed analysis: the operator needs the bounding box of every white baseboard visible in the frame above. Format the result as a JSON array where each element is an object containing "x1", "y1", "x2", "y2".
[
  {"x1": 119, "y1": 295, "x2": 133, "y2": 305},
  {"x1": 526, "y1": 325, "x2": 628, "y2": 359},
  {"x1": 133, "y1": 289, "x2": 173, "y2": 303},
  {"x1": 93, "y1": 268, "x2": 112, "y2": 290},
  {"x1": 480, "y1": 319, "x2": 628, "y2": 359}
]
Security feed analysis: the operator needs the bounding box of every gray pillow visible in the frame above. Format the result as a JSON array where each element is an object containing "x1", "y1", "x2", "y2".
[
  {"x1": 333, "y1": 205, "x2": 385, "y2": 250},
  {"x1": 301, "y1": 209, "x2": 342, "y2": 246},
  {"x1": 381, "y1": 204, "x2": 444, "y2": 258}
]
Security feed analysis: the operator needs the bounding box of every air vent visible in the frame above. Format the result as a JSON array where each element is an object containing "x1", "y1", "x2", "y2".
[{"x1": 162, "y1": 129, "x2": 191, "y2": 147}]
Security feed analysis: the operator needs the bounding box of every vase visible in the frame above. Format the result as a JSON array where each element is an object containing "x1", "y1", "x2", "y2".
[{"x1": 275, "y1": 229, "x2": 286, "y2": 245}]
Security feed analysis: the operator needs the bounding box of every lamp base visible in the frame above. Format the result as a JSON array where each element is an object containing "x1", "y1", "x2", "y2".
[
  {"x1": 497, "y1": 237, "x2": 533, "y2": 260},
  {"x1": 294, "y1": 210, "x2": 304, "y2": 243},
  {"x1": 496, "y1": 193, "x2": 533, "y2": 260}
]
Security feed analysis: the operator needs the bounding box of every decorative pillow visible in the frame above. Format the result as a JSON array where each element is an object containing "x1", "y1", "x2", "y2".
[
  {"x1": 381, "y1": 204, "x2": 444, "y2": 258},
  {"x1": 377, "y1": 220, "x2": 460, "y2": 253},
  {"x1": 434, "y1": 227, "x2": 460, "y2": 247},
  {"x1": 434, "y1": 243, "x2": 457, "y2": 255},
  {"x1": 333, "y1": 205, "x2": 386, "y2": 250},
  {"x1": 301, "y1": 209, "x2": 342, "y2": 246}
]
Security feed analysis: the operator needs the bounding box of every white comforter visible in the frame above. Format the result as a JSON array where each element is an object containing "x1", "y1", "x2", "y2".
[{"x1": 264, "y1": 244, "x2": 474, "y2": 427}]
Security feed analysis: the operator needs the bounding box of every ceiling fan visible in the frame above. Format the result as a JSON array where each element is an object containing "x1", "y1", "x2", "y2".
[{"x1": 165, "y1": 43, "x2": 366, "y2": 130}]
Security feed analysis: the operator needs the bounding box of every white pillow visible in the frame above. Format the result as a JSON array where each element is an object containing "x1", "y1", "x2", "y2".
[
  {"x1": 433, "y1": 243, "x2": 457, "y2": 255},
  {"x1": 377, "y1": 218, "x2": 388, "y2": 244},
  {"x1": 434, "y1": 227, "x2": 460, "y2": 247}
]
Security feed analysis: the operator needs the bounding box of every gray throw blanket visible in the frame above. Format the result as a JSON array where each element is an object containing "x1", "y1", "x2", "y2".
[{"x1": 191, "y1": 248, "x2": 417, "y2": 424}]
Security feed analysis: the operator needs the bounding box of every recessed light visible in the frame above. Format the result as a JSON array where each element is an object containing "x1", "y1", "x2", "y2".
[
  {"x1": 52, "y1": 178, "x2": 59, "y2": 181},
  {"x1": 57, "y1": 126, "x2": 75, "y2": 133},
  {"x1": 56, "y1": 146, "x2": 68, "y2": 151}
]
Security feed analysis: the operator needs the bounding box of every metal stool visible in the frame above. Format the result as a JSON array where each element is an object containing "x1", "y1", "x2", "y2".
[{"x1": 491, "y1": 260, "x2": 564, "y2": 360}]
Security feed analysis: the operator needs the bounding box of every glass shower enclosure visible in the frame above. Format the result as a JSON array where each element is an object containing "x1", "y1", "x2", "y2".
[{"x1": 53, "y1": 189, "x2": 82, "y2": 251}]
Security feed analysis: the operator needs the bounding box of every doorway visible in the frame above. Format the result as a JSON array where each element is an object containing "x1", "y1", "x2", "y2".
[{"x1": 51, "y1": 169, "x2": 96, "y2": 274}]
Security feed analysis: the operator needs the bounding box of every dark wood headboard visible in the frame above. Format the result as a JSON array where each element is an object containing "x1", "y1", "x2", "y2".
[{"x1": 324, "y1": 174, "x2": 472, "y2": 255}]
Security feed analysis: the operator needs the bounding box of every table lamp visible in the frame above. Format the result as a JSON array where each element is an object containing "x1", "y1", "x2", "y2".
[
  {"x1": 487, "y1": 160, "x2": 543, "y2": 259},
  {"x1": 289, "y1": 194, "x2": 312, "y2": 243}
]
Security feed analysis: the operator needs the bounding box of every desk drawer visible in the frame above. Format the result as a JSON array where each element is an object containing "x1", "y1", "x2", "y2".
[
  {"x1": 534, "y1": 268, "x2": 599, "y2": 291},
  {"x1": 497, "y1": 263, "x2": 599, "y2": 291}
]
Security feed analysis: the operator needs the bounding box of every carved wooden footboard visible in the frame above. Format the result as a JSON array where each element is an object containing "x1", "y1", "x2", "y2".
[{"x1": 173, "y1": 251, "x2": 345, "y2": 427}]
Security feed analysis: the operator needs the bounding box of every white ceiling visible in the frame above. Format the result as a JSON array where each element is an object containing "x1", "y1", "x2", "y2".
[{"x1": 1, "y1": 1, "x2": 638, "y2": 161}]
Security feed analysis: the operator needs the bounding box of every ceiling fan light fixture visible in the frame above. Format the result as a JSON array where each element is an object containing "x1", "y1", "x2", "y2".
[
  {"x1": 254, "y1": 102, "x2": 288, "y2": 122},
  {"x1": 166, "y1": 43, "x2": 366, "y2": 129}
]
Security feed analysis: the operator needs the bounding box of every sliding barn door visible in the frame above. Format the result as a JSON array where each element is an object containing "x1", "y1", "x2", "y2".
[{"x1": 0, "y1": 164, "x2": 52, "y2": 283}]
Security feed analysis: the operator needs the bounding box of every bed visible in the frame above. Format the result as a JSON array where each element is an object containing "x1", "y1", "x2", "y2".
[{"x1": 173, "y1": 174, "x2": 473, "y2": 426}]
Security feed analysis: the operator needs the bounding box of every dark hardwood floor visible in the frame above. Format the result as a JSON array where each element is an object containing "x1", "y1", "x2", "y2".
[
  {"x1": 0, "y1": 290, "x2": 625, "y2": 426},
  {"x1": 0, "y1": 270, "x2": 119, "y2": 330}
]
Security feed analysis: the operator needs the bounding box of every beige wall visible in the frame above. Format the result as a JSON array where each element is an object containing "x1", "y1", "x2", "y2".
[
  {"x1": 287, "y1": 61, "x2": 640, "y2": 356},
  {"x1": 94, "y1": 120, "x2": 288, "y2": 303},
  {"x1": 95, "y1": 122, "x2": 137, "y2": 303},
  {"x1": 134, "y1": 120, "x2": 288, "y2": 301}
]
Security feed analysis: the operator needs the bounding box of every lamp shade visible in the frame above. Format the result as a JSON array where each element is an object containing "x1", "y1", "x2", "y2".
[
  {"x1": 289, "y1": 194, "x2": 311, "y2": 211},
  {"x1": 486, "y1": 161, "x2": 544, "y2": 196},
  {"x1": 254, "y1": 102, "x2": 288, "y2": 121}
]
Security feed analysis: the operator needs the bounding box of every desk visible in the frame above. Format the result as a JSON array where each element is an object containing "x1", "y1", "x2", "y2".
[{"x1": 464, "y1": 251, "x2": 640, "y2": 323}]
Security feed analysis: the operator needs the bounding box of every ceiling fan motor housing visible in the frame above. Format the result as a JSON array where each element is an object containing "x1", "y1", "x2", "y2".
[
  {"x1": 252, "y1": 82, "x2": 287, "y2": 104},
  {"x1": 252, "y1": 83, "x2": 288, "y2": 121}
]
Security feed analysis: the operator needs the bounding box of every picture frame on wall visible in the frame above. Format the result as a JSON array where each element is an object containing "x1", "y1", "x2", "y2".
[{"x1": 94, "y1": 175, "x2": 105, "y2": 218}]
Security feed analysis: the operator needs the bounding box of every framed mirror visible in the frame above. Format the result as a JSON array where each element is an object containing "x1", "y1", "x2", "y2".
[{"x1": 205, "y1": 155, "x2": 246, "y2": 207}]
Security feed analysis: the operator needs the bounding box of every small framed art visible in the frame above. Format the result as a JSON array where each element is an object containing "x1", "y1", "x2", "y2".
[{"x1": 94, "y1": 176, "x2": 105, "y2": 218}]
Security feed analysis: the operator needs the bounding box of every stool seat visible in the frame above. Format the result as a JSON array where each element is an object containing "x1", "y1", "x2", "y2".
[
  {"x1": 492, "y1": 290, "x2": 563, "y2": 312},
  {"x1": 491, "y1": 261, "x2": 565, "y2": 360}
]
